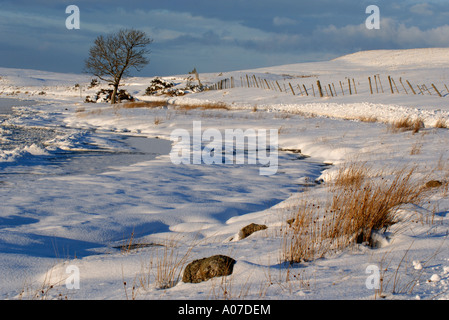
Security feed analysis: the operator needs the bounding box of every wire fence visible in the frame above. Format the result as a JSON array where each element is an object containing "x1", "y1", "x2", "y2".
[{"x1": 207, "y1": 73, "x2": 449, "y2": 98}]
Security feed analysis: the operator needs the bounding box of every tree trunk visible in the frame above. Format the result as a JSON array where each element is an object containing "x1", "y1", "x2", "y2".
[{"x1": 111, "y1": 83, "x2": 119, "y2": 104}]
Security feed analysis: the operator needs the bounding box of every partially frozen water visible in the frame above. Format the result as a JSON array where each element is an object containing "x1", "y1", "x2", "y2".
[
  {"x1": 0, "y1": 98, "x2": 328, "y2": 271},
  {"x1": 0, "y1": 98, "x2": 172, "y2": 177},
  {"x1": 0, "y1": 98, "x2": 37, "y2": 116},
  {"x1": 0, "y1": 125, "x2": 58, "y2": 152},
  {"x1": 41, "y1": 134, "x2": 173, "y2": 176}
]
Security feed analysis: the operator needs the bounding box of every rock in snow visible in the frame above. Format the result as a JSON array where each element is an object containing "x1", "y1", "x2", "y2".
[{"x1": 182, "y1": 255, "x2": 236, "y2": 283}]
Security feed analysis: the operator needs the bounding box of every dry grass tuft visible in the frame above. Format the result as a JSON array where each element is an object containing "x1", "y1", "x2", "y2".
[
  {"x1": 332, "y1": 161, "x2": 371, "y2": 189},
  {"x1": 175, "y1": 101, "x2": 230, "y2": 111},
  {"x1": 123, "y1": 234, "x2": 202, "y2": 299},
  {"x1": 119, "y1": 100, "x2": 230, "y2": 112},
  {"x1": 328, "y1": 166, "x2": 426, "y2": 246},
  {"x1": 389, "y1": 117, "x2": 424, "y2": 134},
  {"x1": 359, "y1": 115, "x2": 378, "y2": 123},
  {"x1": 122, "y1": 100, "x2": 168, "y2": 109},
  {"x1": 282, "y1": 201, "x2": 331, "y2": 263},
  {"x1": 434, "y1": 118, "x2": 448, "y2": 129},
  {"x1": 283, "y1": 162, "x2": 432, "y2": 264},
  {"x1": 152, "y1": 239, "x2": 193, "y2": 289}
]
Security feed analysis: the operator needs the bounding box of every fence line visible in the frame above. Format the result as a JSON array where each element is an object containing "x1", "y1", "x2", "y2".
[{"x1": 207, "y1": 74, "x2": 447, "y2": 98}]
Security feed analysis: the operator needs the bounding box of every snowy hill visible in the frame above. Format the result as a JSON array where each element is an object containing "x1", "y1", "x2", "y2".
[
  {"x1": 0, "y1": 48, "x2": 449, "y2": 301},
  {"x1": 333, "y1": 47, "x2": 449, "y2": 69}
]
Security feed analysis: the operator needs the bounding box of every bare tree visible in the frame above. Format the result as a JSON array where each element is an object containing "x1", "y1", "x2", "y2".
[{"x1": 85, "y1": 29, "x2": 152, "y2": 104}]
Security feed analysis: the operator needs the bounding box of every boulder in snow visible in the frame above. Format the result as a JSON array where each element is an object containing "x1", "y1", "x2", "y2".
[{"x1": 182, "y1": 255, "x2": 236, "y2": 283}]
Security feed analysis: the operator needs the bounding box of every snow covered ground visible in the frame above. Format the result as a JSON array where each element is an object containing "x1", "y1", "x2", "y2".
[{"x1": 0, "y1": 48, "x2": 449, "y2": 300}]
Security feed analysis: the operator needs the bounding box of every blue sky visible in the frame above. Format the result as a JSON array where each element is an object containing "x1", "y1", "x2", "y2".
[{"x1": 1, "y1": 0, "x2": 449, "y2": 76}]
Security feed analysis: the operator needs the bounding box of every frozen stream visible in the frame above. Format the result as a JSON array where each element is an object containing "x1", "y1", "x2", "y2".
[
  {"x1": 0, "y1": 97, "x2": 38, "y2": 116},
  {"x1": 0, "y1": 98, "x2": 331, "y2": 297},
  {"x1": 0, "y1": 98, "x2": 327, "y2": 270},
  {"x1": 0, "y1": 98, "x2": 172, "y2": 176}
]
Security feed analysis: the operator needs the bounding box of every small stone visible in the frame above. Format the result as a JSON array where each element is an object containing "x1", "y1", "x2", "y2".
[
  {"x1": 182, "y1": 255, "x2": 236, "y2": 284},
  {"x1": 238, "y1": 223, "x2": 268, "y2": 240}
]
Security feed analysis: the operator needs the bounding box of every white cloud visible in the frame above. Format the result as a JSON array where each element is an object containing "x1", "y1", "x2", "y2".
[
  {"x1": 309, "y1": 18, "x2": 449, "y2": 52},
  {"x1": 410, "y1": 3, "x2": 434, "y2": 16},
  {"x1": 100, "y1": 8, "x2": 278, "y2": 49},
  {"x1": 273, "y1": 16, "x2": 297, "y2": 26}
]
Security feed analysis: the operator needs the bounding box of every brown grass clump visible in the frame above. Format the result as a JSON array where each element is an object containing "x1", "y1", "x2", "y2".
[
  {"x1": 359, "y1": 115, "x2": 378, "y2": 123},
  {"x1": 389, "y1": 117, "x2": 424, "y2": 134},
  {"x1": 175, "y1": 101, "x2": 230, "y2": 111},
  {"x1": 283, "y1": 202, "x2": 330, "y2": 263},
  {"x1": 122, "y1": 100, "x2": 168, "y2": 109},
  {"x1": 434, "y1": 118, "x2": 448, "y2": 129},
  {"x1": 119, "y1": 100, "x2": 230, "y2": 111},
  {"x1": 283, "y1": 163, "x2": 431, "y2": 264},
  {"x1": 332, "y1": 161, "x2": 371, "y2": 190},
  {"x1": 328, "y1": 166, "x2": 426, "y2": 246}
]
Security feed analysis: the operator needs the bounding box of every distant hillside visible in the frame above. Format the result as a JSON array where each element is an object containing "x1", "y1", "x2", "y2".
[{"x1": 333, "y1": 48, "x2": 449, "y2": 68}]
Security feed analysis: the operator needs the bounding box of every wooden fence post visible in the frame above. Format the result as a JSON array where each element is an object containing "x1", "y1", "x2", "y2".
[
  {"x1": 276, "y1": 81, "x2": 282, "y2": 92},
  {"x1": 312, "y1": 84, "x2": 316, "y2": 97},
  {"x1": 288, "y1": 83, "x2": 295, "y2": 95},
  {"x1": 378, "y1": 75, "x2": 384, "y2": 93},
  {"x1": 374, "y1": 75, "x2": 379, "y2": 93},
  {"x1": 368, "y1": 77, "x2": 373, "y2": 94},
  {"x1": 352, "y1": 79, "x2": 357, "y2": 94},
  {"x1": 253, "y1": 75, "x2": 259, "y2": 88},
  {"x1": 332, "y1": 82, "x2": 338, "y2": 97},
  {"x1": 339, "y1": 81, "x2": 344, "y2": 95},
  {"x1": 264, "y1": 79, "x2": 270, "y2": 90},
  {"x1": 348, "y1": 79, "x2": 352, "y2": 95},
  {"x1": 317, "y1": 80, "x2": 324, "y2": 97},
  {"x1": 423, "y1": 84, "x2": 432, "y2": 95},
  {"x1": 388, "y1": 76, "x2": 394, "y2": 94},
  {"x1": 416, "y1": 85, "x2": 423, "y2": 95},
  {"x1": 406, "y1": 80, "x2": 416, "y2": 94},
  {"x1": 399, "y1": 78, "x2": 408, "y2": 94},
  {"x1": 328, "y1": 84, "x2": 334, "y2": 97},
  {"x1": 303, "y1": 84, "x2": 309, "y2": 96},
  {"x1": 391, "y1": 78, "x2": 399, "y2": 93},
  {"x1": 432, "y1": 84, "x2": 442, "y2": 97}
]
